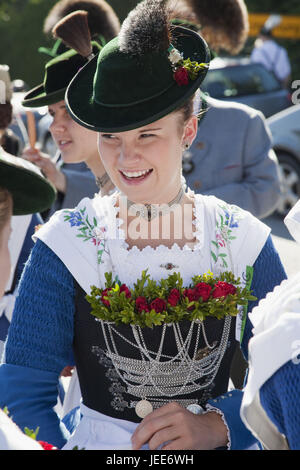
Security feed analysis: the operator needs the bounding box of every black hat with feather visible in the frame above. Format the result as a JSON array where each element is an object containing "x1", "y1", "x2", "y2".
[
  {"x1": 22, "y1": 11, "x2": 101, "y2": 108},
  {"x1": 65, "y1": 0, "x2": 210, "y2": 133},
  {"x1": 167, "y1": 0, "x2": 249, "y2": 55}
]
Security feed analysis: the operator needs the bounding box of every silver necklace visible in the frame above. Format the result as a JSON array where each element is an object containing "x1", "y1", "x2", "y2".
[
  {"x1": 99, "y1": 316, "x2": 231, "y2": 418},
  {"x1": 96, "y1": 172, "x2": 110, "y2": 189},
  {"x1": 126, "y1": 185, "x2": 185, "y2": 222}
]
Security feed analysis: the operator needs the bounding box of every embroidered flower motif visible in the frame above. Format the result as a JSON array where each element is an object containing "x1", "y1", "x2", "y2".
[
  {"x1": 93, "y1": 226, "x2": 107, "y2": 239},
  {"x1": 211, "y1": 204, "x2": 242, "y2": 268},
  {"x1": 68, "y1": 211, "x2": 84, "y2": 227},
  {"x1": 63, "y1": 207, "x2": 108, "y2": 264},
  {"x1": 215, "y1": 233, "x2": 226, "y2": 247}
]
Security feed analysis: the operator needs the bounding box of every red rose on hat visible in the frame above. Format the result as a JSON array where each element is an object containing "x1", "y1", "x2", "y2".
[
  {"x1": 212, "y1": 281, "x2": 237, "y2": 299},
  {"x1": 174, "y1": 66, "x2": 189, "y2": 86}
]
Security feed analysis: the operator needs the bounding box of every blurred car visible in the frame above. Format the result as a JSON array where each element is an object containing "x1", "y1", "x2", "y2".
[
  {"x1": 267, "y1": 104, "x2": 300, "y2": 216},
  {"x1": 201, "y1": 57, "x2": 292, "y2": 118}
]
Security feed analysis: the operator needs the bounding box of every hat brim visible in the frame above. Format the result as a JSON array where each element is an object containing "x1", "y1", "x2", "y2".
[
  {"x1": 22, "y1": 83, "x2": 66, "y2": 108},
  {"x1": 66, "y1": 27, "x2": 210, "y2": 132},
  {"x1": 0, "y1": 152, "x2": 56, "y2": 215}
]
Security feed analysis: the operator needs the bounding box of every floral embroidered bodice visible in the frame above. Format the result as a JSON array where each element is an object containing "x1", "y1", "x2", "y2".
[
  {"x1": 34, "y1": 191, "x2": 270, "y2": 338},
  {"x1": 60, "y1": 192, "x2": 253, "y2": 288}
]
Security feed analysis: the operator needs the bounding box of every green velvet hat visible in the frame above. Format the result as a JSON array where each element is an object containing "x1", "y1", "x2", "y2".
[
  {"x1": 22, "y1": 42, "x2": 101, "y2": 108},
  {"x1": 0, "y1": 149, "x2": 56, "y2": 215},
  {"x1": 65, "y1": 0, "x2": 210, "y2": 133}
]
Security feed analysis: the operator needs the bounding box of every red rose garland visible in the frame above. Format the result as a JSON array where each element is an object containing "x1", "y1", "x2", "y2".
[{"x1": 86, "y1": 270, "x2": 255, "y2": 327}]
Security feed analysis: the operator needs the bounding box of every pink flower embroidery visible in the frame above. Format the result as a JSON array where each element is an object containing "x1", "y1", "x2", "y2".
[{"x1": 216, "y1": 233, "x2": 226, "y2": 247}]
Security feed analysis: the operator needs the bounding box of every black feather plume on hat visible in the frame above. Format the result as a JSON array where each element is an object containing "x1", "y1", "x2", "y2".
[
  {"x1": 181, "y1": 0, "x2": 249, "y2": 54},
  {"x1": 44, "y1": 0, "x2": 120, "y2": 42},
  {"x1": 119, "y1": 0, "x2": 171, "y2": 56}
]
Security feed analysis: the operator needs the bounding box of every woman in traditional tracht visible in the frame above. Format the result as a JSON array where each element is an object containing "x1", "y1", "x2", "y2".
[{"x1": 0, "y1": 0, "x2": 286, "y2": 450}]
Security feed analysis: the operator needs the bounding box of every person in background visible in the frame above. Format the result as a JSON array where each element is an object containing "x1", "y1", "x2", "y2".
[
  {"x1": 251, "y1": 15, "x2": 291, "y2": 89},
  {"x1": 0, "y1": 66, "x2": 48, "y2": 355},
  {"x1": 241, "y1": 199, "x2": 300, "y2": 450},
  {"x1": 0, "y1": 150, "x2": 55, "y2": 451},
  {"x1": 22, "y1": 0, "x2": 120, "y2": 219},
  {"x1": 167, "y1": 0, "x2": 282, "y2": 222},
  {"x1": 0, "y1": 149, "x2": 56, "y2": 357}
]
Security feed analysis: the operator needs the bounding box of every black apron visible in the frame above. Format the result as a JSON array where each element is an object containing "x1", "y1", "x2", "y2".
[{"x1": 73, "y1": 280, "x2": 238, "y2": 423}]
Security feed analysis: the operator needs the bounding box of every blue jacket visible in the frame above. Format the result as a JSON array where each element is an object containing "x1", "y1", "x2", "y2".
[{"x1": 184, "y1": 96, "x2": 281, "y2": 219}]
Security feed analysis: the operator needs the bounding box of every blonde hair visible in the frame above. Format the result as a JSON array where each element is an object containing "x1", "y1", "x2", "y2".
[
  {"x1": 175, "y1": 90, "x2": 205, "y2": 134},
  {"x1": 0, "y1": 188, "x2": 12, "y2": 242}
]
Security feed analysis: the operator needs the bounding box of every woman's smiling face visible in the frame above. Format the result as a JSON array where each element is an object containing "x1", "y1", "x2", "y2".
[{"x1": 97, "y1": 111, "x2": 197, "y2": 204}]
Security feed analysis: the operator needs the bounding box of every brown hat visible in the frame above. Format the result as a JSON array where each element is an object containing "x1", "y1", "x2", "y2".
[{"x1": 167, "y1": 0, "x2": 249, "y2": 54}]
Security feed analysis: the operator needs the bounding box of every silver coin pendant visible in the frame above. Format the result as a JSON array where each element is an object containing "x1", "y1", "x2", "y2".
[{"x1": 135, "y1": 399, "x2": 153, "y2": 418}]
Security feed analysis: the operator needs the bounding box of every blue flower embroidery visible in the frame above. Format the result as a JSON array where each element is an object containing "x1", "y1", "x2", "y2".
[
  {"x1": 63, "y1": 207, "x2": 108, "y2": 264},
  {"x1": 223, "y1": 210, "x2": 239, "y2": 228},
  {"x1": 68, "y1": 211, "x2": 84, "y2": 227}
]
